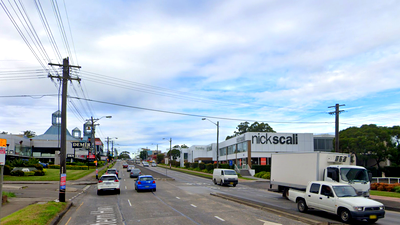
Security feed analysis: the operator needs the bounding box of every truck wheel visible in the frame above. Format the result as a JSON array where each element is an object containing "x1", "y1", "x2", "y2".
[
  {"x1": 220, "y1": 180, "x2": 224, "y2": 186},
  {"x1": 339, "y1": 209, "x2": 351, "y2": 223},
  {"x1": 297, "y1": 199, "x2": 308, "y2": 213},
  {"x1": 282, "y1": 188, "x2": 289, "y2": 199},
  {"x1": 233, "y1": 184, "x2": 237, "y2": 187},
  {"x1": 213, "y1": 179, "x2": 217, "y2": 185}
]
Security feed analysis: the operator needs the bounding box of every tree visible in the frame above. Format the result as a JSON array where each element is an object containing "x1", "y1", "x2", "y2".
[
  {"x1": 167, "y1": 149, "x2": 181, "y2": 160},
  {"x1": 23, "y1": 130, "x2": 36, "y2": 138},
  {"x1": 139, "y1": 150, "x2": 148, "y2": 160},
  {"x1": 388, "y1": 126, "x2": 400, "y2": 166},
  {"x1": 339, "y1": 124, "x2": 394, "y2": 171},
  {"x1": 181, "y1": 144, "x2": 188, "y2": 148},
  {"x1": 156, "y1": 153, "x2": 165, "y2": 164},
  {"x1": 226, "y1": 121, "x2": 276, "y2": 140}
]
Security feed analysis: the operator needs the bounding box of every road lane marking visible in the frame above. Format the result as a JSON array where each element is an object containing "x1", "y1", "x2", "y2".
[
  {"x1": 191, "y1": 204, "x2": 197, "y2": 208},
  {"x1": 125, "y1": 186, "x2": 127, "y2": 189},
  {"x1": 176, "y1": 197, "x2": 180, "y2": 199},
  {"x1": 257, "y1": 219, "x2": 282, "y2": 225},
  {"x1": 215, "y1": 216, "x2": 225, "y2": 221},
  {"x1": 128, "y1": 199, "x2": 132, "y2": 207}
]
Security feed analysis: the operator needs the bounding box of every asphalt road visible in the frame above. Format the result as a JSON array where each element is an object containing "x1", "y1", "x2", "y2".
[{"x1": 58, "y1": 161, "x2": 307, "y2": 225}]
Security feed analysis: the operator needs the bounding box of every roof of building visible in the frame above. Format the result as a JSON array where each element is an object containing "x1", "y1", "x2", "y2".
[{"x1": 32, "y1": 125, "x2": 79, "y2": 141}]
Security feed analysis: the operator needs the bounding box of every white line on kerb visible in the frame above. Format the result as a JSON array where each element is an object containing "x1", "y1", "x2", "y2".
[
  {"x1": 215, "y1": 216, "x2": 225, "y2": 221},
  {"x1": 190, "y1": 204, "x2": 197, "y2": 208},
  {"x1": 128, "y1": 199, "x2": 132, "y2": 207}
]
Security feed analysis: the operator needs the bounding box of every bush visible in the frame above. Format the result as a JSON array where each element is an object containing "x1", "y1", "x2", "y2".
[
  {"x1": 24, "y1": 171, "x2": 35, "y2": 176},
  {"x1": 4, "y1": 165, "x2": 12, "y2": 175},
  {"x1": 206, "y1": 163, "x2": 214, "y2": 172},
  {"x1": 33, "y1": 163, "x2": 44, "y2": 171},
  {"x1": 262, "y1": 172, "x2": 271, "y2": 179},
  {"x1": 255, "y1": 171, "x2": 268, "y2": 178},
  {"x1": 370, "y1": 183, "x2": 378, "y2": 190},
  {"x1": 199, "y1": 163, "x2": 206, "y2": 170},
  {"x1": 34, "y1": 170, "x2": 46, "y2": 176},
  {"x1": 193, "y1": 167, "x2": 201, "y2": 171},
  {"x1": 10, "y1": 170, "x2": 25, "y2": 176},
  {"x1": 201, "y1": 169, "x2": 208, "y2": 173},
  {"x1": 394, "y1": 186, "x2": 400, "y2": 193},
  {"x1": 191, "y1": 162, "x2": 198, "y2": 169},
  {"x1": 184, "y1": 162, "x2": 190, "y2": 168},
  {"x1": 252, "y1": 165, "x2": 271, "y2": 173}
]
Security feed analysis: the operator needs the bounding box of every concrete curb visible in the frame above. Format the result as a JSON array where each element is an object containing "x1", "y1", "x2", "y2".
[
  {"x1": 49, "y1": 201, "x2": 73, "y2": 225},
  {"x1": 210, "y1": 192, "x2": 340, "y2": 225}
]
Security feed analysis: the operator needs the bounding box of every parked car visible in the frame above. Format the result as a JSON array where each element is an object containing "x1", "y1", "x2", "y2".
[
  {"x1": 97, "y1": 174, "x2": 120, "y2": 195},
  {"x1": 135, "y1": 175, "x2": 156, "y2": 192},
  {"x1": 130, "y1": 168, "x2": 142, "y2": 178},
  {"x1": 127, "y1": 166, "x2": 135, "y2": 172},
  {"x1": 122, "y1": 163, "x2": 129, "y2": 168},
  {"x1": 38, "y1": 161, "x2": 49, "y2": 168},
  {"x1": 143, "y1": 162, "x2": 150, "y2": 167},
  {"x1": 151, "y1": 163, "x2": 157, "y2": 167},
  {"x1": 106, "y1": 168, "x2": 119, "y2": 177}
]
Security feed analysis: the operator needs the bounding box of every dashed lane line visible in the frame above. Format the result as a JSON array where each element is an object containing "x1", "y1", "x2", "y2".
[{"x1": 215, "y1": 216, "x2": 225, "y2": 221}]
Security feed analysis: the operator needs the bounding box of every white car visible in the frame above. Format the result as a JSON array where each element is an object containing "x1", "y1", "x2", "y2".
[
  {"x1": 97, "y1": 174, "x2": 120, "y2": 195},
  {"x1": 143, "y1": 162, "x2": 150, "y2": 167}
]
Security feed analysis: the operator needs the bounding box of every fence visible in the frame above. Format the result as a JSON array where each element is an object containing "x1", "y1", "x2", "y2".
[{"x1": 372, "y1": 177, "x2": 400, "y2": 184}]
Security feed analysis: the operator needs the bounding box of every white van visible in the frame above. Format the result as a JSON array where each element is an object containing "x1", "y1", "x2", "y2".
[{"x1": 213, "y1": 169, "x2": 238, "y2": 187}]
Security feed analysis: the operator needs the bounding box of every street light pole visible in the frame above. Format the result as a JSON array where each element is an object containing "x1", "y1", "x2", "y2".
[{"x1": 202, "y1": 118, "x2": 219, "y2": 168}]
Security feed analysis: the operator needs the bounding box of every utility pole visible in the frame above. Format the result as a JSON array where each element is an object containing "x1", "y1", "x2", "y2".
[
  {"x1": 329, "y1": 104, "x2": 345, "y2": 153},
  {"x1": 49, "y1": 57, "x2": 81, "y2": 202}
]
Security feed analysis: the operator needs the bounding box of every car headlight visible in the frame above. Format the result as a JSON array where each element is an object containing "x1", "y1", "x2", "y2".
[
  {"x1": 353, "y1": 206, "x2": 364, "y2": 211},
  {"x1": 379, "y1": 206, "x2": 385, "y2": 210}
]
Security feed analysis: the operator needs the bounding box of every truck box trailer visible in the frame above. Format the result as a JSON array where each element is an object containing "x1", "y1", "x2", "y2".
[{"x1": 270, "y1": 152, "x2": 370, "y2": 197}]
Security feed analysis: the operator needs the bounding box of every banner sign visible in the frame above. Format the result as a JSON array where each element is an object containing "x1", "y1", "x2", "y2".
[
  {"x1": 60, "y1": 173, "x2": 66, "y2": 191},
  {"x1": 0, "y1": 138, "x2": 7, "y2": 165}
]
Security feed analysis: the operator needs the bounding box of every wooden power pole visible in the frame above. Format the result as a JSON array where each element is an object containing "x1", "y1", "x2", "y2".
[
  {"x1": 329, "y1": 104, "x2": 345, "y2": 153},
  {"x1": 49, "y1": 57, "x2": 81, "y2": 202}
]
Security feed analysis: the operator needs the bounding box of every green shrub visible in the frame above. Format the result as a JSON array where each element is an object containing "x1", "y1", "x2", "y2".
[
  {"x1": 32, "y1": 163, "x2": 44, "y2": 171},
  {"x1": 201, "y1": 169, "x2": 208, "y2": 173},
  {"x1": 252, "y1": 165, "x2": 271, "y2": 173},
  {"x1": 206, "y1": 163, "x2": 214, "y2": 172},
  {"x1": 394, "y1": 186, "x2": 400, "y2": 193},
  {"x1": 255, "y1": 171, "x2": 267, "y2": 178},
  {"x1": 25, "y1": 171, "x2": 35, "y2": 176},
  {"x1": 261, "y1": 172, "x2": 271, "y2": 179},
  {"x1": 191, "y1": 162, "x2": 199, "y2": 169},
  {"x1": 193, "y1": 167, "x2": 201, "y2": 171},
  {"x1": 199, "y1": 163, "x2": 206, "y2": 170},
  {"x1": 184, "y1": 162, "x2": 190, "y2": 168},
  {"x1": 4, "y1": 165, "x2": 12, "y2": 175},
  {"x1": 10, "y1": 170, "x2": 25, "y2": 176}
]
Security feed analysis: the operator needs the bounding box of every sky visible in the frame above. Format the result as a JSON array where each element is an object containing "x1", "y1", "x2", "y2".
[{"x1": 1, "y1": 0, "x2": 400, "y2": 156}]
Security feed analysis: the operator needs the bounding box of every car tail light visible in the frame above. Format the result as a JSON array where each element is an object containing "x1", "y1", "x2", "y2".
[
  {"x1": 138, "y1": 181, "x2": 141, "y2": 184},
  {"x1": 98, "y1": 180, "x2": 103, "y2": 183},
  {"x1": 152, "y1": 181, "x2": 155, "y2": 184},
  {"x1": 115, "y1": 179, "x2": 119, "y2": 182}
]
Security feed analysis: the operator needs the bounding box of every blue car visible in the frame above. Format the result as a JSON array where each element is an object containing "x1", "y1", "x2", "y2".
[{"x1": 135, "y1": 175, "x2": 156, "y2": 192}]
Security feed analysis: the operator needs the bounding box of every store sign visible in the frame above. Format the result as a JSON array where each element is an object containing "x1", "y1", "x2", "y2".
[
  {"x1": 72, "y1": 142, "x2": 91, "y2": 148},
  {"x1": 252, "y1": 133, "x2": 298, "y2": 145}
]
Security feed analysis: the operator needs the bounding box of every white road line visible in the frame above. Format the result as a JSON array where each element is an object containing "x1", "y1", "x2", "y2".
[
  {"x1": 257, "y1": 219, "x2": 282, "y2": 225},
  {"x1": 190, "y1": 204, "x2": 197, "y2": 208},
  {"x1": 125, "y1": 186, "x2": 127, "y2": 189},
  {"x1": 128, "y1": 199, "x2": 132, "y2": 207},
  {"x1": 215, "y1": 216, "x2": 225, "y2": 221},
  {"x1": 176, "y1": 197, "x2": 180, "y2": 199}
]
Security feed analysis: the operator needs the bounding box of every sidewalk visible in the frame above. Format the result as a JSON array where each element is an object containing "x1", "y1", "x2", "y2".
[{"x1": 1, "y1": 165, "x2": 104, "y2": 219}]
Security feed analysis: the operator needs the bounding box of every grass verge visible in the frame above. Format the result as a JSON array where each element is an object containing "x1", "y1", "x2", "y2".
[
  {"x1": 158, "y1": 165, "x2": 256, "y2": 180},
  {"x1": 0, "y1": 201, "x2": 67, "y2": 225},
  {"x1": 3, "y1": 169, "x2": 95, "y2": 181},
  {"x1": 2, "y1": 192, "x2": 16, "y2": 197},
  {"x1": 370, "y1": 190, "x2": 400, "y2": 198}
]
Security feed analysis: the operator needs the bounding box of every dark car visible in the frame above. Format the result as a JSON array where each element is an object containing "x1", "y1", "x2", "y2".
[
  {"x1": 106, "y1": 168, "x2": 119, "y2": 177},
  {"x1": 130, "y1": 168, "x2": 142, "y2": 178},
  {"x1": 135, "y1": 175, "x2": 156, "y2": 192}
]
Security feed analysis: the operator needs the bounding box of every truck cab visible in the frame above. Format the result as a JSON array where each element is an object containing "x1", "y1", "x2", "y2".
[{"x1": 325, "y1": 165, "x2": 371, "y2": 197}]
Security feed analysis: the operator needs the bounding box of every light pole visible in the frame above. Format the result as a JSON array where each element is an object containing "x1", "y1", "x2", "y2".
[
  {"x1": 163, "y1": 138, "x2": 172, "y2": 168},
  {"x1": 202, "y1": 118, "x2": 219, "y2": 168},
  {"x1": 106, "y1": 137, "x2": 117, "y2": 160},
  {"x1": 87, "y1": 116, "x2": 112, "y2": 179}
]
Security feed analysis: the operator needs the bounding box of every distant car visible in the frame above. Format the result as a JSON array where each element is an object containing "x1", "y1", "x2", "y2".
[
  {"x1": 106, "y1": 168, "x2": 119, "y2": 177},
  {"x1": 135, "y1": 175, "x2": 156, "y2": 192},
  {"x1": 97, "y1": 174, "x2": 120, "y2": 195},
  {"x1": 38, "y1": 161, "x2": 49, "y2": 168},
  {"x1": 127, "y1": 165, "x2": 135, "y2": 172},
  {"x1": 143, "y1": 162, "x2": 150, "y2": 167},
  {"x1": 151, "y1": 163, "x2": 157, "y2": 167},
  {"x1": 122, "y1": 163, "x2": 129, "y2": 168},
  {"x1": 130, "y1": 168, "x2": 142, "y2": 178}
]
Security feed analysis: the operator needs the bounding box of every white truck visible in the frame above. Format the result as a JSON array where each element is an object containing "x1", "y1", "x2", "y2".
[
  {"x1": 288, "y1": 181, "x2": 385, "y2": 223},
  {"x1": 270, "y1": 152, "x2": 371, "y2": 198}
]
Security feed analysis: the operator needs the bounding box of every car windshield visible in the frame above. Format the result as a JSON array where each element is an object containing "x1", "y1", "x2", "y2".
[
  {"x1": 332, "y1": 185, "x2": 358, "y2": 197},
  {"x1": 107, "y1": 170, "x2": 117, "y2": 174},
  {"x1": 140, "y1": 177, "x2": 154, "y2": 181},
  {"x1": 224, "y1": 170, "x2": 237, "y2": 175},
  {"x1": 340, "y1": 168, "x2": 369, "y2": 183},
  {"x1": 101, "y1": 176, "x2": 116, "y2": 181},
  {"x1": 132, "y1": 169, "x2": 140, "y2": 173}
]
